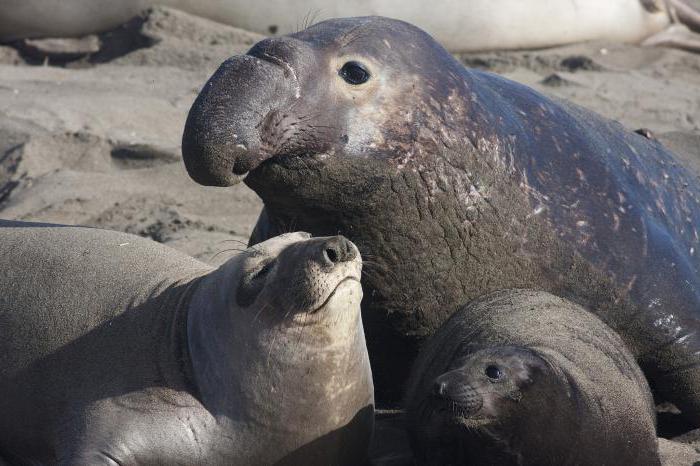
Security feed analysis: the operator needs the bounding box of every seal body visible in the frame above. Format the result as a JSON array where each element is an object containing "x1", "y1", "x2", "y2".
[
  {"x1": 181, "y1": 16, "x2": 700, "y2": 416},
  {"x1": 405, "y1": 290, "x2": 661, "y2": 466},
  {"x1": 0, "y1": 221, "x2": 373, "y2": 465},
  {"x1": 0, "y1": 0, "x2": 673, "y2": 50}
]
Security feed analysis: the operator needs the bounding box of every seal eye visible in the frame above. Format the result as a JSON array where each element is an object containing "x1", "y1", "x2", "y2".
[
  {"x1": 339, "y1": 61, "x2": 370, "y2": 85},
  {"x1": 251, "y1": 260, "x2": 275, "y2": 280},
  {"x1": 485, "y1": 365, "x2": 502, "y2": 380}
]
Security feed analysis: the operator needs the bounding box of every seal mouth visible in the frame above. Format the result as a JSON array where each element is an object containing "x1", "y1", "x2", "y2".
[
  {"x1": 243, "y1": 151, "x2": 319, "y2": 178},
  {"x1": 428, "y1": 389, "x2": 484, "y2": 421},
  {"x1": 309, "y1": 276, "x2": 361, "y2": 314},
  {"x1": 428, "y1": 401, "x2": 492, "y2": 430}
]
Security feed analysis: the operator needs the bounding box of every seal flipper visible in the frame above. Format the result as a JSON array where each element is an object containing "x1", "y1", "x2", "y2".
[
  {"x1": 641, "y1": 23, "x2": 700, "y2": 52},
  {"x1": 670, "y1": 0, "x2": 700, "y2": 32},
  {"x1": 642, "y1": 0, "x2": 700, "y2": 52},
  {"x1": 631, "y1": 219, "x2": 700, "y2": 426}
]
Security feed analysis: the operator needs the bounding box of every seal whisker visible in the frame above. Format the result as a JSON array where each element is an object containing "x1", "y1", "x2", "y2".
[
  {"x1": 295, "y1": 111, "x2": 329, "y2": 121},
  {"x1": 292, "y1": 301, "x2": 312, "y2": 352},
  {"x1": 218, "y1": 239, "x2": 251, "y2": 247},
  {"x1": 251, "y1": 301, "x2": 272, "y2": 326},
  {"x1": 337, "y1": 22, "x2": 371, "y2": 49},
  {"x1": 209, "y1": 248, "x2": 246, "y2": 262},
  {"x1": 307, "y1": 124, "x2": 338, "y2": 130},
  {"x1": 361, "y1": 260, "x2": 389, "y2": 270},
  {"x1": 266, "y1": 325, "x2": 281, "y2": 367}
]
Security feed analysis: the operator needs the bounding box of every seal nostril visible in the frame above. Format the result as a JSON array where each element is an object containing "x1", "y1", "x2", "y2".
[
  {"x1": 433, "y1": 380, "x2": 448, "y2": 397},
  {"x1": 323, "y1": 236, "x2": 357, "y2": 265},
  {"x1": 325, "y1": 247, "x2": 339, "y2": 264}
]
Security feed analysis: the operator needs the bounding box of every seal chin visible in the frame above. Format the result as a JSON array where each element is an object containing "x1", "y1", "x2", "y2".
[{"x1": 309, "y1": 276, "x2": 363, "y2": 315}]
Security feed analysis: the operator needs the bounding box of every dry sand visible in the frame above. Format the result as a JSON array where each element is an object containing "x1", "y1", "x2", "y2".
[{"x1": 1, "y1": 6, "x2": 699, "y2": 465}]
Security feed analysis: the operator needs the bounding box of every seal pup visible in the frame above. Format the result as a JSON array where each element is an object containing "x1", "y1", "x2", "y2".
[
  {"x1": 0, "y1": 221, "x2": 373, "y2": 465},
  {"x1": 405, "y1": 290, "x2": 661, "y2": 466},
  {"x1": 181, "y1": 16, "x2": 700, "y2": 416},
  {"x1": 3, "y1": 0, "x2": 700, "y2": 51}
]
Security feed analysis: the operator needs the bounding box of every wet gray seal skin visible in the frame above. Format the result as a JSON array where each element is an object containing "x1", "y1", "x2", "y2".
[
  {"x1": 181, "y1": 17, "x2": 700, "y2": 412},
  {"x1": 405, "y1": 290, "x2": 661, "y2": 466},
  {"x1": 0, "y1": 221, "x2": 373, "y2": 465}
]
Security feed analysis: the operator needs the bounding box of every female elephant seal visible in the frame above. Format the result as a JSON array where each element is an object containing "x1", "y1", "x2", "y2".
[
  {"x1": 405, "y1": 290, "x2": 660, "y2": 466},
  {"x1": 0, "y1": 221, "x2": 373, "y2": 465},
  {"x1": 181, "y1": 16, "x2": 700, "y2": 417}
]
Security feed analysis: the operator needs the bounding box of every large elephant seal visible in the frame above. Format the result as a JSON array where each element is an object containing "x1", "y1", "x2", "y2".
[
  {"x1": 181, "y1": 16, "x2": 700, "y2": 417},
  {"x1": 405, "y1": 290, "x2": 660, "y2": 466},
  {"x1": 0, "y1": 221, "x2": 373, "y2": 465},
  {"x1": 2, "y1": 0, "x2": 700, "y2": 51}
]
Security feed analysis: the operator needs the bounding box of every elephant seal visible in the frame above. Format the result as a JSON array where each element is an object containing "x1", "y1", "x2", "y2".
[
  {"x1": 405, "y1": 290, "x2": 660, "y2": 466},
  {"x1": 181, "y1": 16, "x2": 700, "y2": 417},
  {"x1": 0, "y1": 221, "x2": 373, "y2": 465},
  {"x1": 3, "y1": 0, "x2": 700, "y2": 51}
]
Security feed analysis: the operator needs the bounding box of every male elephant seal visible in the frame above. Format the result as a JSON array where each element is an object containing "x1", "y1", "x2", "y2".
[
  {"x1": 2, "y1": 0, "x2": 700, "y2": 52},
  {"x1": 181, "y1": 16, "x2": 700, "y2": 417},
  {"x1": 405, "y1": 290, "x2": 660, "y2": 466},
  {"x1": 0, "y1": 221, "x2": 373, "y2": 465}
]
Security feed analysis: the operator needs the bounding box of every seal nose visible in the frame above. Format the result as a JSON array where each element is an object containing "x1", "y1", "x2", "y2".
[
  {"x1": 322, "y1": 236, "x2": 357, "y2": 265},
  {"x1": 432, "y1": 380, "x2": 449, "y2": 398},
  {"x1": 431, "y1": 372, "x2": 484, "y2": 413}
]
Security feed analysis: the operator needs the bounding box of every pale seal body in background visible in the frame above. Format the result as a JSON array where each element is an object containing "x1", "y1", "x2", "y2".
[
  {"x1": 181, "y1": 16, "x2": 700, "y2": 424},
  {"x1": 405, "y1": 290, "x2": 660, "y2": 466},
  {"x1": 0, "y1": 221, "x2": 373, "y2": 465},
  {"x1": 2, "y1": 0, "x2": 698, "y2": 51}
]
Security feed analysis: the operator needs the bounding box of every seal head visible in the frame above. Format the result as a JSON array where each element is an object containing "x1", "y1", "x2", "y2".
[
  {"x1": 412, "y1": 346, "x2": 558, "y2": 466},
  {"x1": 182, "y1": 16, "x2": 463, "y2": 187}
]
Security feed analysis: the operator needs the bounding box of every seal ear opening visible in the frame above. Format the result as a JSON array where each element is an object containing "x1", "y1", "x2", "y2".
[{"x1": 236, "y1": 259, "x2": 276, "y2": 308}]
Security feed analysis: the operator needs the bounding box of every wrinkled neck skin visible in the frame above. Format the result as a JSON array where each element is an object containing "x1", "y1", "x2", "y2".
[{"x1": 187, "y1": 260, "x2": 373, "y2": 464}]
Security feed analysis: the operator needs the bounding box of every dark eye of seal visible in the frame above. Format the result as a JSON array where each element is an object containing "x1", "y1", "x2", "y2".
[
  {"x1": 251, "y1": 260, "x2": 275, "y2": 280},
  {"x1": 339, "y1": 61, "x2": 370, "y2": 85},
  {"x1": 237, "y1": 259, "x2": 276, "y2": 307},
  {"x1": 485, "y1": 365, "x2": 502, "y2": 380}
]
